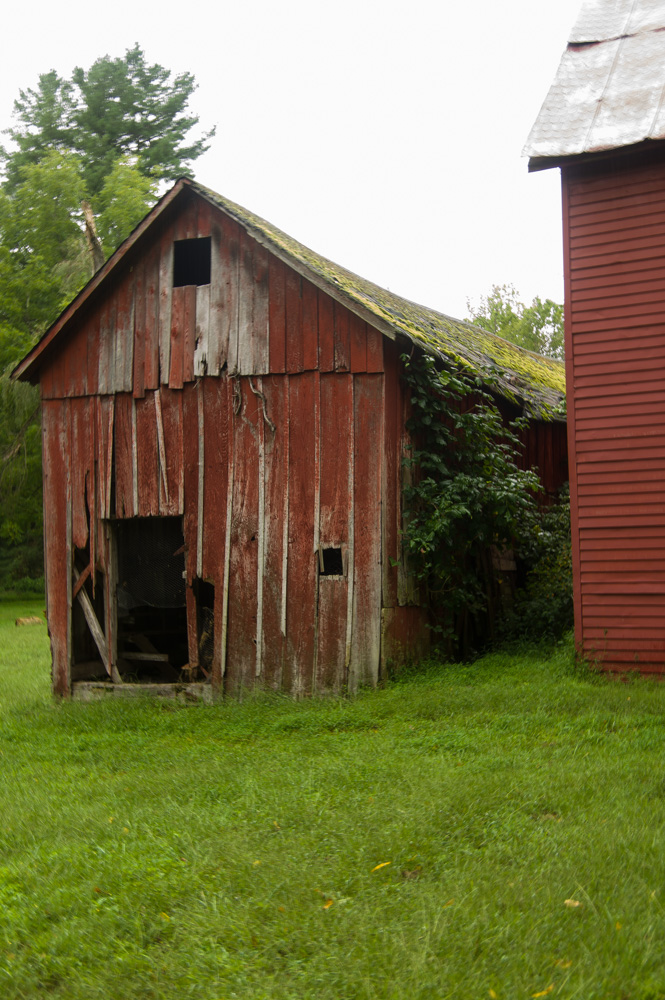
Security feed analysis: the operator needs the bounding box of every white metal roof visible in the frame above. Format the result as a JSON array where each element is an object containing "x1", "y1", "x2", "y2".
[{"x1": 524, "y1": 0, "x2": 665, "y2": 166}]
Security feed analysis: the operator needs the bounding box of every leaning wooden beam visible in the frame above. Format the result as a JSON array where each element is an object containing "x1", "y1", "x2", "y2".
[
  {"x1": 72, "y1": 562, "x2": 92, "y2": 601},
  {"x1": 73, "y1": 566, "x2": 110, "y2": 677}
]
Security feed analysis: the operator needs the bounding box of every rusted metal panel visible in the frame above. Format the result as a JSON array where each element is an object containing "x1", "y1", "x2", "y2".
[
  {"x1": 226, "y1": 377, "x2": 260, "y2": 694},
  {"x1": 349, "y1": 374, "x2": 383, "y2": 690},
  {"x1": 43, "y1": 399, "x2": 71, "y2": 695},
  {"x1": 285, "y1": 372, "x2": 317, "y2": 694}
]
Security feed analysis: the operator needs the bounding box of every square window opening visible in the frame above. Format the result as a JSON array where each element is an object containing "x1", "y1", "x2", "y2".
[
  {"x1": 173, "y1": 236, "x2": 211, "y2": 287},
  {"x1": 319, "y1": 547, "x2": 344, "y2": 577}
]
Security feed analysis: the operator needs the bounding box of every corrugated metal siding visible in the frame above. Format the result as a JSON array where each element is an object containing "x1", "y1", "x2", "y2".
[{"x1": 564, "y1": 150, "x2": 665, "y2": 672}]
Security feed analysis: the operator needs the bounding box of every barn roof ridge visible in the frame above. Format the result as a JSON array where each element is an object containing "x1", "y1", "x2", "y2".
[{"x1": 13, "y1": 177, "x2": 565, "y2": 419}]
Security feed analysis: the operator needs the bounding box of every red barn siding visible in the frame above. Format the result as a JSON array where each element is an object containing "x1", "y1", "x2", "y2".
[
  {"x1": 563, "y1": 150, "x2": 665, "y2": 672},
  {"x1": 34, "y1": 187, "x2": 565, "y2": 696}
]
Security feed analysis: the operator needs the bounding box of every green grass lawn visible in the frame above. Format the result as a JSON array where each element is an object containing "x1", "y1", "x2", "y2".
[{"x1": 2, "y1": 601, "x2": 665, "y2": 999}]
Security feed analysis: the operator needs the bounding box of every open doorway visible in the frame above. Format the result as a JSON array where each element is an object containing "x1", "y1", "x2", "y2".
[{"x1": 115, "y1": 517, "x2": 188, "y2": 682}]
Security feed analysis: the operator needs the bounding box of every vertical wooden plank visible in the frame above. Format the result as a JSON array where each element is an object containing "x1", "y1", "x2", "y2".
[
  {"x1": 144, "y1": 241, "x2": 160, "y2": 391},
  {"x1": 97, "y1": 301, "x2": 110, "y2": 396},
  {"x1": 43, "y1": 400, "x2": 71, "y2": 695},
  {"x1": 196, "y1": 384, "x2": 205, "y2": 578},
  {"x1": 334, "y1": 301, "x2": 350, "y2": 372},
  {"x1": 70, "y1": 396, "x2": 91, "y2": 552},
  {"x1": 382, "y1": 343, "x2": 401, "y2": 609},
  {"x1": 196, "y1": 198, "x2": 212, "y2": 239},
  {"x1": 218, "y1": 377, "x2": 234, "y2": 689},
  {"x1": 113, "y1": 394, "x2": 134, "y2": 518},
  {"x1": 182, "y1": 284, "x2": 197, "y2": 383},
  {"x1": 260, "y1": 374, "x2": 287, "y2": 689},
  {"x1": 86, "y1": 303, "x2": 100, "y2": 395},
  {"x1": 225, "y1": 377, "x2": 260, "y2": 694},
  {"x1": 285, "y1": 372, "x2": 317, "y2": 695},
  {"x1": 159, "y1": 231, "x2": 174, "y2": 384},
  {"x1": 255, "y1": 378, "x2": 266, "y2": 677},
  {"x1": 133, "y1": 256, "x2": 146, "y2": 398},
  {"x1": 169, "y1": 286, "x2": 185, "y2": 389},
  {"x1": 366, "y1": 322, "x2": 384, "y2": 373},
  {"x1": 64, "y1": 326, "x2": 88, "y2": 398},
  {"x1": 349, "y1": 313, "x2": 367, "y2": 373},
  {"x1": 316, "y1": 373, "x2": 352, "y2": 691},
  {"x1": 302, "y1": 279, "x2": 318, "y2": 370},
  {"x1": 131, "y1": 398, "x2": 139, "y2": 516},
  {"x1": 104, "y1": 522, "x2": 119, "y2": 682},
  {"x1": 208, "y1": 220, "x2": 225, "y2": 375},
  {"x1": 224, "y1": 217, "x2": 241, "y2": 374},
  {"x1": 135, "y1": 392, "x2": 160, "y2": 516},
  {"x1": 49, "y1": 349, "x2": 66, "y2": 399},
  {"x1": 194, "y1": 285, "x2": 210, "y2": 377},
  {"x1": 269, "y1": 258, "x2": 286, "y2": 373},
  {"x1": 237, "y1": 232, "x2": 270, "y2": 374},
  {"x1": 285, "y1": 270, "x2": 304, "y2": 373},
  {"x1": 349, "y1": 374, "x2": 384, "y2": 690},
  {"x1": 202, "y1": 376, "x2": 229, "y2": 581},
  {"x1": 186, "y1": 585, "x2": 199, "y2": 672},
  {"x1": 182, "y1": 382, "x2": 199, "y2": 585},
  {"x1": 252, "y1": 246, "x2": 270, "y2": 374},
  {"x1": 159, "y1": 387, "x2": 184, "y2": 516},
  {"x1": 115, "y1": 271, "x2": 134, "y2": 393}
]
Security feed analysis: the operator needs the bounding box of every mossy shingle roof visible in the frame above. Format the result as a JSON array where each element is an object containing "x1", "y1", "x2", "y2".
[{"x1": 193, "y1": 181, "x2": 565, "y2": 420}]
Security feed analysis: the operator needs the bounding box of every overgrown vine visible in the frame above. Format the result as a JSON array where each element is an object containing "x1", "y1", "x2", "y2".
[{"x1": 400, "y1": 352, "x2": 543, "y2": 658}]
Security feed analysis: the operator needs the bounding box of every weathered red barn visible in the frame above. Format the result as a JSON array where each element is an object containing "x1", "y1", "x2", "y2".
[
  {"x1": 14, "y1": 178, "x2": 566, "y2": 697},
  {"x1": 526, "y1": 0, "x2": 665, "y2": 672}
]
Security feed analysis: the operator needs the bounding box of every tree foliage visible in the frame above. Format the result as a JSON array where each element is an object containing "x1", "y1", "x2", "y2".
[
  {"x1": 0, "y1": 47, "x2": 212, "y2": 588},
  {"x1": 468, "y1": 284, "x2": 564, "y2": 361}
]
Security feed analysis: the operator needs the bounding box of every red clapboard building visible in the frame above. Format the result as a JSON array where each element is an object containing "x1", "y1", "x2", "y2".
[
  {"x1": 14, "y1": 178, "x2": 566, "y2": 698},
  {"x1": 526, "y1": 0, "x2": 665, "y2": 672}
]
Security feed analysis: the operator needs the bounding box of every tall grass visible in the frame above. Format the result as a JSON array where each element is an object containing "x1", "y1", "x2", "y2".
[{"x1": 2, "y1": 604, "x2": 665, "y2": 998}]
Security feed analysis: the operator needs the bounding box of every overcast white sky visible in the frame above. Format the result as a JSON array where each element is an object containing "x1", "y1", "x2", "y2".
[{"x1": 1, "y1": 0, "x2": 581, "y2": 320}]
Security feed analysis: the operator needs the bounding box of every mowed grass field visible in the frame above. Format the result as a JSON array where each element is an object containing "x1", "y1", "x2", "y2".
[{"x1": 3, "y1": 601, "x2": 665, "y2": 999}]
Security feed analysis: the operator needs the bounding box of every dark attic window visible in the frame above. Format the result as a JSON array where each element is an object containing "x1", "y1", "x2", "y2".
[
  {"x1": 319, "y1": 547, "x2": 344, "y2": 577},
  {"x1": 173, "y1": 236, "x2": 211, "y2": 287}
]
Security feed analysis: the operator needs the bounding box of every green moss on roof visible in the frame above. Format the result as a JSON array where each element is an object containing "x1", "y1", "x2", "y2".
[{"x1": 193, "y1": 182, "x2": 565, "y2": 421}]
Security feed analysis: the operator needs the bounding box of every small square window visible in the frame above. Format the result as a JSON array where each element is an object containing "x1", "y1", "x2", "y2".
[
  {"x1": 319, "y1": 547, "x2": 344, "y2": 576},
  {"x1": 173, "y1": 237, "x2": 211, "y2": 287}
]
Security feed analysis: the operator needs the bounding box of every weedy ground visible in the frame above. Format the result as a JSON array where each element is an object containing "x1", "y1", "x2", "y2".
[{"x1": 2, "y1": 600, "x2": 665, "y2": 1000}]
